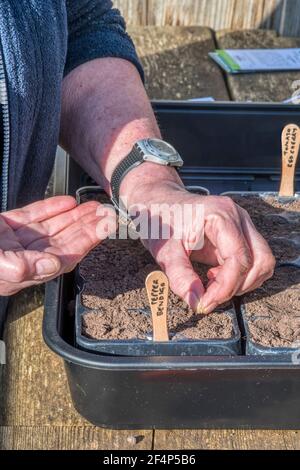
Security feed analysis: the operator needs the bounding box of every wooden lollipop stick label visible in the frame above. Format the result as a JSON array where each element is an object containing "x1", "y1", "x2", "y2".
[
  {"x1": 279, "y1": 124, "x2": 300, "y2": 197},
  {"x1": 145, "y1": 271, "x2": 169, "y2": 342}
]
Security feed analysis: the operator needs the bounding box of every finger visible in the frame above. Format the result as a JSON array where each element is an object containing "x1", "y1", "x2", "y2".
[
  {"x1": 0, "y1": 249, "x2": 61, "y2": 284},
  {"x1": 27, "y1": 208, "x2": 115, "y2": 271},
  {"x1": 1, "y1": 196, "x2": 77, "y2": 229},
  {"x1": 235, "y1": 207, "x2": 275, "y2": 295},
  {"x1": 0, "y1": 266, "x2": 63, "y2": 295},
  {"x1": 201, "y1": 256, "x2": 251, "y2": 313},
  {"x1": 153, "y1": 240, "x2": 205, "y2": 311},
  {"x1": 207, "y1": 266, "x2": 220, "y2": 282},
  {"x1": 0, "y1": 217, "x2": 23, "y2": 250},
  {"x1": 190, "y1": 237, "x2": 219, "y2": 266},
  {"x1": 0, "y1": 278, "x2": 52, "y2": 296},
  {"x1": 200, "y1": 209, "x2": 253, "y2": 313},
  {"x1": 16, "y1": 201, "x2": 101, "y2": 248}
]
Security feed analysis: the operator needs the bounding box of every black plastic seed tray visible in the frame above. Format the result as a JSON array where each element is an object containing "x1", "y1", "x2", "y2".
[
  {"x1": 240, "y1": 304, "x2": 300, "y2": 357},
  {"x1": 223, "y1": 191, "x2": 300, "y2": 357},
  {"x1": 75, "y1": 185, "x2": 241, "y2": 356},
  {"x1": 44, "y1": 101, "x2": 300, "y2": 429},
  {"x1": 75, "y1": 297, "x2": 241, "y2": 357},
  {"x1": 65, "y1": 101, "x2": 300, "y2": 195},
  {"x1": 76, "y1": 277, "x2": 241, "y2": 357}
]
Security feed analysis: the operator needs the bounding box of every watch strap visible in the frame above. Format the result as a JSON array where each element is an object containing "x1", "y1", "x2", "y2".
[
  {"x1": 110, "y1": 145, "x2": 144, "y2": 222},
  {"x1": 111, "y1": 145, "x2": 143, "y2": 205}
]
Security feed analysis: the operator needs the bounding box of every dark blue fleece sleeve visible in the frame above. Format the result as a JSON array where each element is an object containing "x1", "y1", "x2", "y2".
[{"x1": 64, "y1": 0, "x2": 144, "y2": 80}]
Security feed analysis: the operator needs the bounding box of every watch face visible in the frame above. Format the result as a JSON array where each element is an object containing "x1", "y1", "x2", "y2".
[{"x1": 144, "y1": 138, "x2": 177, "y2": 159}]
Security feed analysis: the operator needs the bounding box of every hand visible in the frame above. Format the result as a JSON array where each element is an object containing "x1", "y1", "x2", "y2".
[
  {"x1": 0, "y1": 196, "x2": 109, "y2": 296},
  {"x1": 122, "y1": 165, "x2": 275, "y2": 314}
]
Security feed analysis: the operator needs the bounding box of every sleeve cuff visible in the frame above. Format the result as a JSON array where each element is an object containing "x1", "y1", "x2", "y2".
[{"x1": 64, "y1": 29, "x2": 144, "y2": 82}]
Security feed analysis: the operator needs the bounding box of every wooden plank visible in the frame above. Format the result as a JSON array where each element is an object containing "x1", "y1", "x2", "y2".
[
  {"x1": 128, "y1": 26, "x2": 230, "y2": 100},
  {"x1": 260, "y1": 0, "x2": 285, "y2": 31},
  {"x1": 216, "y1": 29, "x2": 300, "y2": 102},
  {"x1": 114, "y1": 0, "x2": 147, "y2": 25},
  {"x1": 0, "y1": 296, "x2": 141, "y2": 432},
  {"x1": 117, "y1": 0, "x2": 300, "y2": 37},
  {"x1": 154, "y1": 429, "x2": 300, "y2": 450},
  {"x1": 0, "y1": 303, "x2": 84, "y2": 426},
  {"x1": 147, "y1": 0, "x2": 268, "y2": 28},
  {"x1": 281, "y1": 0, "x2": 300, "y2": 37},
  {"x1": 0, "y1": 426, "x2": 153, "y2": 450}
]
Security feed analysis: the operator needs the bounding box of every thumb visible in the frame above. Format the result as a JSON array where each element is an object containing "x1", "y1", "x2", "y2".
[
  {"x1": 0, "y1": 250, "x2": 61, "y2": 283},
  {"x1": 156, "y1": 242, "x2": 205, "y2": 312}
]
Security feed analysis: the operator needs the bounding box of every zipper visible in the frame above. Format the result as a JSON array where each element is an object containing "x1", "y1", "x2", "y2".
[{"x1": 0, "y1": 40, "x2": 10, "y2": 212}]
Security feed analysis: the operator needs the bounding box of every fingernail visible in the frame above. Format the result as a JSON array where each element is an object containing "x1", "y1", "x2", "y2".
[
  {"x1": 196, "y1": 301, "x2": 208, "y2": 315},
  {"x1": 201, "y1": 300, "x2": 218, "y2": 315},
  {"x1": 35, "y1": 259, "x2": 59, "y2": 277},
  {"x1": 190, "y1": 292, "x2": 207, "y2": 315}
]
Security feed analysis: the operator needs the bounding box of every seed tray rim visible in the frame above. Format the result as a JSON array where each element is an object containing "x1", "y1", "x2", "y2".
[
  {"x1": 75, "y1": 277, "x2": 242, "y2": 356},
  {"x1": 75, "y1": 186, "x2": 241, "y2": 356},
  {"x1": 241, "y1": 304, "x2": 300, "y2": 356},
  {"x1": 221, "y1": 191, "x2": 300, "y2": 201}
]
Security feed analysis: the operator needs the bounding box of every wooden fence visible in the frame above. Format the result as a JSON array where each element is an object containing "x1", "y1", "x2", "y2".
[{"x1": 113, "y1": 0, "x2": 300, "y2": 37}]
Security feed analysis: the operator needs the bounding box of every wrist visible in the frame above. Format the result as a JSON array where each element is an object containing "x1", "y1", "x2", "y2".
[{"x1": 119, "y1": 161, "x2": 185, "y2": 207}]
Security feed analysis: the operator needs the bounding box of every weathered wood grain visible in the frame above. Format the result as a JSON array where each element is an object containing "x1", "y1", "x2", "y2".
[
  {"x1": 116, "y1": 0, "x2": 300, "y2": 37},
  {"x1": 114, "y1": 0, "x2": 148, "y2": 25},
  {"x1": 280, "y1": 0, "x2": 300, "y2": 36},
  {"x1": 154, "y1": 429, "x2": 300, "y2": 450},
  {"x1": 128, "y1": 26, "x2": 230, "y2": 100},
  {"x1": 216, "y1": 29, "x2": 300, "y2": 102},
  {"x1": 0, "y1": 426, "x2": 152, "y2": 450},
  {"x1": 0, "y1": 303, "x2": 89, "y2": 426},
  {"x1": 0, "y1": 300, "x2": 152, "y2": 449}
]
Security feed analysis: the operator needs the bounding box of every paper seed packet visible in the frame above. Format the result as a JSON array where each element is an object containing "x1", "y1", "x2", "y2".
[{"x1": 210, "y1": 48, "x2": 300, "y2": 74}]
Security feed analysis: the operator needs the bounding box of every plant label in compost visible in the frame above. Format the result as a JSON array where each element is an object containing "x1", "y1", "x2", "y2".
[
  {"x1": 146, "y1": 271, "x2": 169, "y2": 342},
  {"x1": 279, "y1": 124, "x2": 300, "y2": 197}
]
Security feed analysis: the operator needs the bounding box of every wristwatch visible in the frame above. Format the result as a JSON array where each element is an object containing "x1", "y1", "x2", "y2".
[{"x1": 110, "y1": 138, "x2": 184, "y2": 221}]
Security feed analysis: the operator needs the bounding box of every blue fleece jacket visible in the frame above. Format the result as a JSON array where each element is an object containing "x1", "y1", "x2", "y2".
[
  {"x1": 0, "y1": 0, "x2": 143, "y2": 335},
  {"x1": 0, "y1": 0, "x2": 143, "y2": 210}
]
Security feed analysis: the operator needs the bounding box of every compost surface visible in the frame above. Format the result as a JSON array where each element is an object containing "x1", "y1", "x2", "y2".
[
  {"x1": 230, "y1": 195, "x2": 300, "y2": 240},
  {"x1": 80, "y1": 238, "x2": 234, "y2": 341},
  {"x1": 228, "y1": 195, "x2": 300, "y2": 348}
]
